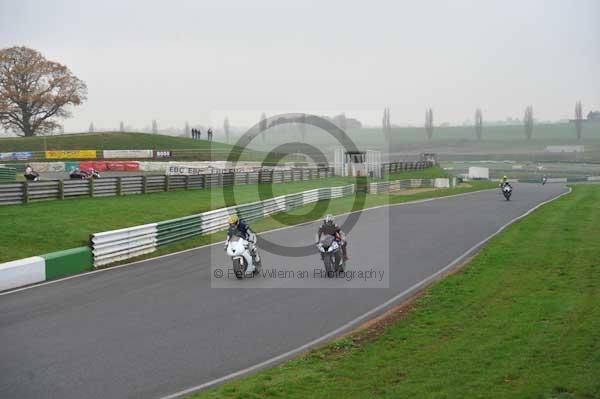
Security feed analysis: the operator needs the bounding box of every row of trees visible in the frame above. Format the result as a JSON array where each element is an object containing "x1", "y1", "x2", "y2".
[{"x1": 382, "y1": 101, "x2": 590, "y2": 141}]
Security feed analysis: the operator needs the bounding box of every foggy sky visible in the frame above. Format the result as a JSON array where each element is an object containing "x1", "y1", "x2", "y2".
[{"x1": 1, "y1": 0, "x2": 599, "y2": 132}]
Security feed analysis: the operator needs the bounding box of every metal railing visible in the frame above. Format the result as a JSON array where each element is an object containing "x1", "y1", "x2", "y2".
[{"x1": 0, "y1": 167, "x2": 333, "y2": 206}]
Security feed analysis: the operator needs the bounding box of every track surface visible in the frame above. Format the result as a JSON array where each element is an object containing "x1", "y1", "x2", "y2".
[{"x1": 0, "y1": 184, "x2": 568, "y2": 399}]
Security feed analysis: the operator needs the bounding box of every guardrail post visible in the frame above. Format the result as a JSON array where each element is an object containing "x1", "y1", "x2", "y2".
[
  {"x1": 201, "y1": 174, "x2": 206, "y2": 189},
  {"x1": 142, "y1": 175, "x2": 148, "y2": 194},
  {"x1": 246, "y1": 172, "x2": 250, "y2": 185},
  {"x1": 58, "y1": 180, "x2": 64, "y2": 200},
  {"x1": 218, "y1": 173, "x2": 223, "y2": 187},
  {"x1": 185, "y1": 175, "x2": 190, "y2": 190},
  {"x1": 22, "y1": 181, "x2": 29, "y2": 204},
  {"x1": 89, "y1": 177, "x2": 94, "y2": 197},
  {"x1": 117, "y1": 177, "x2": 123, "y2": 196},
  {"x1": 165, "y1": 175, "x2": 171, "y2": 192}
]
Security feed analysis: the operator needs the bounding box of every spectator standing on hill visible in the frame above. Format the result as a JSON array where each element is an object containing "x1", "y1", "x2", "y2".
[{"x1": 207, "y1": 128, "x2": 213, "y2": 141}]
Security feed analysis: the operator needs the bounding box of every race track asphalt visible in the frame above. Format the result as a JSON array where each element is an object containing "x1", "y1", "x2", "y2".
[{"x1": 0, "y1": 183, "x2": 568, "y2": 399}]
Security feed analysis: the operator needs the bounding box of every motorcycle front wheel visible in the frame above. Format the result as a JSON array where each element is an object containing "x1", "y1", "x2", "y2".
[
  {"x1": 323, "y1": 254, "x2": 335, "y2": 277},
  {"x1": 233, "y1": 258, "x2": 245, "y2": 279}
]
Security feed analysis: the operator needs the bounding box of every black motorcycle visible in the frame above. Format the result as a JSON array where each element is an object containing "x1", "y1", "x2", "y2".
[
  {"x1": 317, "y1": 235, "x2": 346, "y2": 276},
  {"x1": 69, "y1": 168, "x2": 101, "y2": 180}
]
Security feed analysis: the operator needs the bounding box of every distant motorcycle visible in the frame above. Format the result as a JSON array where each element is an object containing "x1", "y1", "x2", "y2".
[
  {"x1": 225, "y1": 233, "x2": 261, "y2": 279},
  {"x1": 542, "y1": 176, "x2": 547, "y2": 185},
  {"x1": 69, "y1": 168, "x2": 101, "y2": 180},
  {"x1": 24, "y1": 166, "x2": 40, "y2": 182},
  {"x1": 502, "y1": 183, "x2": 512, "y2": 201},
  {"x1": 317, "y1": 235, "x2": 346, "y2": 276}
]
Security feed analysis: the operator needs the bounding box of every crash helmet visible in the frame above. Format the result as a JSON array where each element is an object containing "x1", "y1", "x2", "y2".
[
  {"x1": 228, "y1": 214, "x2": 239, "y2": 226},
  {"x1": 324, "y1": 214, "x2": 334, "y2": 225}
]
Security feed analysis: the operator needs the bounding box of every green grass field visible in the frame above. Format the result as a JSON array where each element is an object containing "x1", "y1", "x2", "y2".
[
  {"x1": 188, "y1": 184, "x2": 600, "y2": 399},
  {"x1": 0, "y1": 167, "x2": 454, "y2": 263}
]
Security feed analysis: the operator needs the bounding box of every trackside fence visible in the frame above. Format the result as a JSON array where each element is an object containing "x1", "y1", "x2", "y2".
[
  {"x1": 91, "y1": 184, "x2": 356, "y2": 266},
  {"x1": 0, "y1": 167, "x2": 16, "y2": 182},
  {"x1": 381, "y1": 161, "x2": 433, "y2": 175},
  {"x1": 367, "y1": 178, "x2": 455, "y2": 194},
  {"x1": 0, "y1": 167, "x2": 332, "y2": 206}
]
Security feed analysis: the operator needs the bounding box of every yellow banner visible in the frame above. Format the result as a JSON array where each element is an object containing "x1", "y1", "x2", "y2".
[{"x1": 45, "y1": 150, "x2": 97, "y2": 159}]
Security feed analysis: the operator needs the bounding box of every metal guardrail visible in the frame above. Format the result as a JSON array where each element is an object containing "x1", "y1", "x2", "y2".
[
  {"x1": 382, "y1": 161, "x2": 433, "y2": 175},
  {"x1": 0, "y1": 167, "x2": 16, "y2": 182},
  {"x1": 0, "y1": 167, "x2": 333, "y2": 206},
  {"x1": 368, "y1": 178, "x2": 436, "y2": 194},
  {"x1": 90, "y1": 184, "x2": 356, "y2": 266}
]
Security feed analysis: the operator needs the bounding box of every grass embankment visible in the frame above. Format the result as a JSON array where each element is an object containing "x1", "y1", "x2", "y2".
[
  {"x1": 188, "y1": 184, "x2": 600, "y2": 399},
  {"x1": 0, "y1": 132, "x2": 235, "y2": 152},
  {"x1": 0, "y1": 166, "x2": 479, "y2": 263},
  {"x1": 0, "y1": 132, "x2": 276, "y2": 162}
]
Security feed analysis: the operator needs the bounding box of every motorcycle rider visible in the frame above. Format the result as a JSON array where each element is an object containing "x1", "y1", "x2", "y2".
[
  {"x1": 315, "y1": 214, "x2": 348, "y2": 260},
  {"x1": 500, "y1": 175, "x2": 512, "y2": 189},
  {"x1": 225, "y1": 215, "x2": 260, "y2": 264}
]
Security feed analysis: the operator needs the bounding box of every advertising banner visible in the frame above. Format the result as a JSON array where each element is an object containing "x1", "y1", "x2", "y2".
[
  {"x1": 0, "y1": 151, "x2": 33, "y2": 161},
  {"x1": 103, "y1": 150, "x2": 152, "y2": 159},
  {"x1": 45, "y1": 150, "x2": 97, "y2": 159},
  {"x1": 154, "y1": 150, "x2": 172, "y2": 158},
  {"x1": 105, "y1": 161, "x2": 140, "y2": 171},
  {"x1": 166, "y1": 164, "x2": 209, "y2": 176}
]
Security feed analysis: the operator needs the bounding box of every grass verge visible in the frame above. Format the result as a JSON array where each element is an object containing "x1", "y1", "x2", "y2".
[{"x1": 187, "y1": 184, "x2": 600, "y2": 399}]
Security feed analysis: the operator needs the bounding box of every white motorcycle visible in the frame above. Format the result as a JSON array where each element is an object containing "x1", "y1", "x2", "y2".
[
  {"x1": 502, "y1": 184, "x2": 512, "y2": 201},
  {"x1": 317, "y1": 235, "x2": 346, "y2": 276},
  {"x1": 226, "y1": 233, "x2": 261, "y2": 279}
]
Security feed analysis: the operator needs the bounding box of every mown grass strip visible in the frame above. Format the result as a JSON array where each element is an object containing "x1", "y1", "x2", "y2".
[{"x1": 187, "y1": 184, "x2": 600, "y2": 399}]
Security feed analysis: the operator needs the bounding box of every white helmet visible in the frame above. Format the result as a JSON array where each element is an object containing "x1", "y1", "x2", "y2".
[{"x1": 324, "y1": 214, "x2": 334, "y2": 224}]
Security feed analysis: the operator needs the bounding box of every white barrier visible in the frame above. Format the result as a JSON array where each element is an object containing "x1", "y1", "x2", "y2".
[
  {"x1": 0, "y1": 256, "x2": 45, "y2": 291},
  {"x1": 91, "y1": 184, "x2": 355, "y2": 267},
  {"x1": 434, "y1": 178, "x2": 450, "y2": 188}
]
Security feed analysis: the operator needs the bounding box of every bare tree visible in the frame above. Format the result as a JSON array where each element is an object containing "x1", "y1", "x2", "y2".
[
  {"x1": 0, "y1": 46, "x2": 87, "y2": 136},
  {"x1": 524, "y1": 106, "x2": 534, "y2": 140},
  {"x1": 152, "y1": 119, "x2": 158, "y2": 134},
  {"x1": 382, "y1": 107, "x2": 392, "y2": 140},
  {"x1": 223, "y1": 116, "x2": 230, "y2": 143},
  {"x1": 259, "y1": 112, "x2": 267, "y2": 143},
  {"x1": 425, "y1": 108, "x2": 434, "y2": 140},
  {"x1": 89, "y1": 122, "x2": 94, "y2": 133},
  {"x1": 475, "y1": 108, "x2": 483, "y2": 140},
  {"x1": 119, "y1": 121, "x2": 125, "y2": 132},
  {"x1": 575, "y1": 101, "x2": 583, "y2": 140}
]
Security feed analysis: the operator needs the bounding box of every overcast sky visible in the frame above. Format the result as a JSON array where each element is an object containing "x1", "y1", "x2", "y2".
[{"x1": 1, "y1": 0, "x2": 599, "y2": 131}]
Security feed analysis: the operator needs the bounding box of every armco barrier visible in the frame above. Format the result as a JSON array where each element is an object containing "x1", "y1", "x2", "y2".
[
  {"x1": 91, "y1": 184, "x2": 356, "y2": 267},
  {"x1": 0, "y1": 166, "x2": 16, "y2": 182},
  {"x1": 368, "y1": 178, "x2": 453, "y2": 194},
  {"x1": 0, "y1": 167, "x2": 333, "y2": 206}
]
